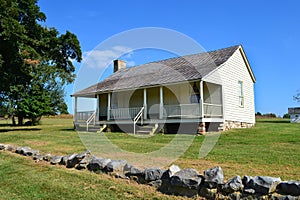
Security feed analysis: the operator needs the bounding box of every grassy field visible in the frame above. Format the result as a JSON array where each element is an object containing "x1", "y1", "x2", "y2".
[{"x1": 0, "y1": 117, "x2": 299, "y2": 199}]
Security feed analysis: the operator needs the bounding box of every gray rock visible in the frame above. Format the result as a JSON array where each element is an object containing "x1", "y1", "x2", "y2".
[
  {"x1": 123, "y1": 163, "x2": 145, "y2": 183},
  {"x1": 16, "y1": 146, "x2": 39, "y2": 156},
  {"x1": 75, "y1": 155, "x2": 93, "y2": 170},
  {"x1": 26, "y1": 150, "x2": 39, "y2": 157},
  {"x1": 222, "y1": 175, "x2": 244, "y2": 193},
  {"x1": 170, "y1": 168, "x2": 202, "y2": 190},
  {"x1": 148, "y1": 180, "x2": 162, "y2": 188},
  {"x1": 242, "y1": 175, "x2": 281, "y2": 195},
  {"x1": 204, "y1": 166, "x2": 224, "y2": 184},
  {"x1": 277, "y1": 181, "x2": 300, "y2": 196},
  {"x1": 0, "y1": 144, "x2": 5, "y2": 150},
  {"x1": 66, "y1": 153, "x2": 86, "y2": 168},
  {"x1": 204, "y1": 166, "x2": 224, "y2": 188},
  {"x1": 244, "y1": 188, "x2": 256, "y2": 194},
  {"x1": 123, "y1": 163, "x2": 143, "y2": 175},
  {"x1": 60, "y1": 154, "x2": 76, "y2": 165},
  {"x1": 15, "y1": 146, "x2": 22, "y2": 154},
  {"x1": 20, "y1": 147, "x2": 31, "y2": 155},
  {"x1": 87, "y1": 158, "x2": 111, "y2": 172},
  {"x1": 6, "y1": 145, "x2": 16, "y2": 152},
  {"x1": 271, "y1": 194, "x2": 300, "y2": 200},
  {"x1": 33, "y1": 153, "x2": 43, "y2": 161},
  {"x1": 43, "y1": 154, "x2": 52, "y2": 161},
  {"x1": 75, "y1": 151, "x2": 90, "y2": 159},
  {"x1": 106, "y1": 160, "x2": 127, "y2": 173},
  {"x1": 50, "y1": 156, "x2": 63, "y2": 165},
  {"x1": 168, "y1": 164, "x2": 181, "y2": 177},
  {"x1": 144, "y1": 168, "x2": 165, "y2": 182}
]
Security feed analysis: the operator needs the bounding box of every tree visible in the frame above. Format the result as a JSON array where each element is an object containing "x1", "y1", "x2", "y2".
[
  {"x1": 283, "y1": 113, "x2": 290, "y2": 119},
  {"x1": 0, "y1": 0, "x2": 82, "y2": 125}
]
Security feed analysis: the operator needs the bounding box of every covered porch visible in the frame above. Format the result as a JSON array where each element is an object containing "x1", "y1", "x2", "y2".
[{"x1": 73, "y1": 81, "x2": 224, "y2": 126}]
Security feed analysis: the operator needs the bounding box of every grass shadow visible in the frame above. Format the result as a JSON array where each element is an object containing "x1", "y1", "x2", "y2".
[
  {"x1": 60, "y1": 128, "x2": 75, "y2": 132},
  {"x1": 0, "y1": 128, "x2": 41, "y2": 133}
]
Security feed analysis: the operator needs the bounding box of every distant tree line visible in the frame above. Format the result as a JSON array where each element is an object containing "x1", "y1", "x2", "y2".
[
  {"x1": 0, "y1": 0, "x2": 82, "y2": 125},
  {"x1": 255, "y1": 112, "x2": 290, "y2": 119}
]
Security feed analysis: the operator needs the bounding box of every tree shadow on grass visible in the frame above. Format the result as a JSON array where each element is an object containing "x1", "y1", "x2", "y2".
[
  {"x1": 0, "y1": 127, "x2": 41, "y2": 133},
  {"x1": 59, "y1": 128, "x2": 75, "y2": 132}
]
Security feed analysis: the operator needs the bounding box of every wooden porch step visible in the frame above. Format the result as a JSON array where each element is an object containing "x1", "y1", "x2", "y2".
[
  {"x1": 135, "y1": 123, "x2": 159, "y2": 135},
  {"x1": 136, "y1": 130, "x2": 152, "y2": 134}
]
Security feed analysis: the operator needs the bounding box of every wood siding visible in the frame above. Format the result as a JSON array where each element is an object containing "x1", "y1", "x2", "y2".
[{"x1": 203, "y1": 48, "x2": 255, "y2": 124}]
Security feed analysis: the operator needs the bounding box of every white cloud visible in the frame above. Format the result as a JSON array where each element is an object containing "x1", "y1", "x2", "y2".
[{"x1": 83, "y1": 46, "x2": 134, "y2": 69}]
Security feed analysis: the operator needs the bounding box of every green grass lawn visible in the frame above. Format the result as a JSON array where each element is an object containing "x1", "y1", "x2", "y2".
[{"x1": 0, "y1": 117, "x2": 299, "y2": 199}]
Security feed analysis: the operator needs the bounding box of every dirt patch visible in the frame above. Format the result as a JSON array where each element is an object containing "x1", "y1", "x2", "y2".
[{"x1": 26, "y1": 141, "x2": 50, "y2": 147}]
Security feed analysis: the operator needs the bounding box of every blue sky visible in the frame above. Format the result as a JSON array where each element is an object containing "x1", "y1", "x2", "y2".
[{"x1": 38, "y1": 0, "x2": 300, "y2": 116}]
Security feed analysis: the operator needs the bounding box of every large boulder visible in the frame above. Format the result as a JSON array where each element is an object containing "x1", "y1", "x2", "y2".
[
  {"x1": 50, "y1": 156, "x2": 63, "y2": 165},
  {"x1": 277, "y1": 181, "x2": 300, "y2": 196},
  {"x1": 105, "y1": 160, "x2": 127, "y2": 173},
  {"x1": 43, "y1": 153, "x2": 52, "y2": 162},
  {"x1": 159, "y1": 165, "x2": 181, "y2": 194},
  {"x1": 60, "y1": 154, "x2": 76, "y2": 165},
  {"x1": 222, "y1": 175, "x2": 244, "y2": 194},
  {"x1": 87, "y1": 157, "x2": 111, "y2": 172},
  {"x1": 144, "y1": 168, "x2": 165, "y2": 182},
  {"x1": 16, "y1": 146, "x2": 37, "y2": 156},
  {"x1": 168, "y1": 168, "x2": 203, "y2": 197},
  {"x1": 242, "y1": 175, "x2": 281, "y2": 195},
  {"x1": 203, "y1": 166, "x2": 224, "y2": 188},
  {"x1": 75, "y1": 155, "x2": 94, "y2": 170},
  {"x1": 66, "y1": 151, "x2": 90, "y2": 168},
  {"x1": 123, "y1": 163, "x2": 145, "y2": 183},
  {"x1": 171, "y1": 168, "x2": 202, "y2": 189}
]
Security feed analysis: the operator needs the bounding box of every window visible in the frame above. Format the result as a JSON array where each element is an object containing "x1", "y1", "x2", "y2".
[
  {"x1": 190, "y1": 82, "x2": 200, "y2": 103},
  {"x1": 190, "y1": 94, "x2": 200, "y2": 103},
  {"x1": 238, "y1": 81, "x2": 244, "y2": 107}
]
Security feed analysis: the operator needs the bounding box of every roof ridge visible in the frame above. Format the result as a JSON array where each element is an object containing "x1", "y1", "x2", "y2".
[{"x1": 127, "y1": 44, "x2": 241, "y2": 68}]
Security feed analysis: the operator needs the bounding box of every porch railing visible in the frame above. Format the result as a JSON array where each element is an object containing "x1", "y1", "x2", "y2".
[
  {"x1": 164, "y1": 104, "x2": 200, "y2": 118},
  {"x1": 86, "y1": 111, "x2": 96, "y2": 131},
  {"x1": 76, "y1": 111, "x2": 95, "y2": 122},
  {"x1": 110, "y1": 107, "x2": 142, "y2": 120},
  {"x1": 203, "y1": 103, "x2": 223, "y2": 118},
  {"x1": 163, "y1": 103, "x2": 223, "y2": 118},
  {"x1": 133, "y1": 107, "x2": 144, "y2": 134}
]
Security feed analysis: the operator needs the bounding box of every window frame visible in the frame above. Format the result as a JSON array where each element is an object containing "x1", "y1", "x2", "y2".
[{"x1": 238, "y1": 81, "x2": 244, "y2": 108}]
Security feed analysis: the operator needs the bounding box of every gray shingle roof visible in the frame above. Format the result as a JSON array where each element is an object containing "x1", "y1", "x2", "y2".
[{"x1": 73, "y1": 45, "x2": 240, "y2": 96}]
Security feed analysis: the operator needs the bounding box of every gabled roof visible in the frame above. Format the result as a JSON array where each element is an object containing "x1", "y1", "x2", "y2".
[{"x1": 72, "y1": 45, "x2": 249, "y2": 97}]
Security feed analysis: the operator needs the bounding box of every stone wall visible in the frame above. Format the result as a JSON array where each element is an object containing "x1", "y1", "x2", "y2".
[
  {"x1": 0, "y1": 143, "x2": 299, "y2": 199},
  {"x1": 222, "y1": 120, "x2": 254, "y2": 131}
]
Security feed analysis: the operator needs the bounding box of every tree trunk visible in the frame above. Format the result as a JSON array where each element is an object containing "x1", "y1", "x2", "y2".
[
  {"x1": 12, "y1": 115, "x2": 16, "y2": 126},
  {"x1": 18, "y1": 116, "x2": 23, "y2": 126}
]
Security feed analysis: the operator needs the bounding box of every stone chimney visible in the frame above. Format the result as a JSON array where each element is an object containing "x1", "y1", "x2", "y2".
[{"x1": 113, "y1": 60, "x2": 126, "y2": 73}]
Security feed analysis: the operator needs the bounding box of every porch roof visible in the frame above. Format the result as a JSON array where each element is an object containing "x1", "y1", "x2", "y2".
[{"x1": 72, "y1": 45, "x2": 240, "y2": 97}]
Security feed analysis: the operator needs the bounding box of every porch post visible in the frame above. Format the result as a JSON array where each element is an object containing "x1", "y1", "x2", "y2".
[
  {"x1": 143, "y1": 88, "x2": 147, "y2": 119},
  {"x1": 96, "y1": 94, "x2": 100, "y2": 121},
  {"x1": 199, "y1": 81, "x2": 204, "y2": 118},
  {"x1": 74, "y1": 96, "x2": 78, "y2": 122},
  {"x1": 159, "y1": 86, "x2": 163, "y2": 119},
  {"x1": 107, "y1": 93, "x2": 111, "y2": 121}
]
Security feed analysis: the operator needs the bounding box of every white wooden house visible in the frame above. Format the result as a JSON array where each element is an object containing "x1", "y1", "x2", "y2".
[
  {"x1": 72, "y1": 45, "x2": 256, "y2": 133},
  {"x1": 288, "y1": 107, "x2": 300, "y2": 123}
]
